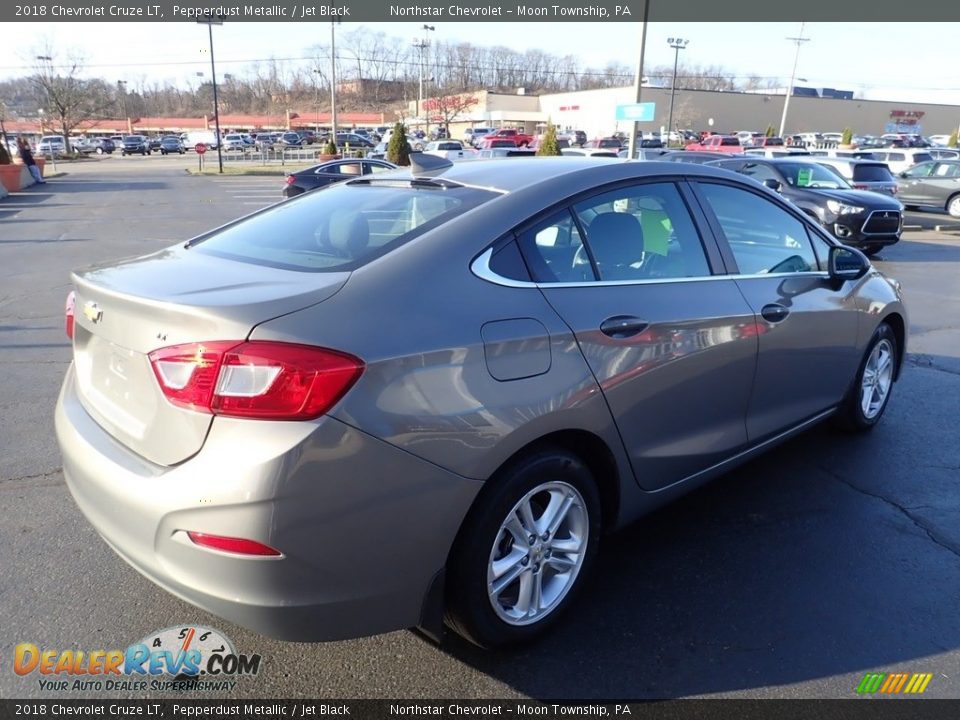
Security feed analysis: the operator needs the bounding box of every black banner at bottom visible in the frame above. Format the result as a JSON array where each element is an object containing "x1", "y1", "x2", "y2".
[{"x1": 1, "y1": 700, "x2": 958, "y2": 720}]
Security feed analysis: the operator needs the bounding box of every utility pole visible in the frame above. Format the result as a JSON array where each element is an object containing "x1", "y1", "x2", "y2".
[
  {"x1": 197, "y1": 15, "x2": 224, "y2": 173},
  {"x1": 414, "y1": 24, "x2": 434, "y2": 136},
  {"x1": 626, "y1": 0, "x2": 650, "y2": 160},
  {"x1": 778, "y1": 22, "x2": 810, "y2": 139},
  {"x1": 666, "y1": 38, "x2": 688, "y2": 146}
]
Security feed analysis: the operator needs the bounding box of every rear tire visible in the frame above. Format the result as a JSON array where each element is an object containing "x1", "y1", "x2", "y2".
[
  {"x1": 445, "y1": 447, "x2": 601, "y2": 649},
  {"x1": 835, "y1": 323, "x2": 898, "y2": 432},
  {"x1": 947, "y1": 194, "x2": 960, "y2": 218}
]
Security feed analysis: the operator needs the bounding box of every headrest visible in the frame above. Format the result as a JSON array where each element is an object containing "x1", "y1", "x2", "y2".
[
  {"x1": 587, "y1": 212, "x2": 643, "y2": 268},
  {"x1": 327, "y1": 212, "x2": 369, "y2": 258}
]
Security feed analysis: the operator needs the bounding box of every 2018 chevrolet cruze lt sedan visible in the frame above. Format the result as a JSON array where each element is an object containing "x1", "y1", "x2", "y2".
[{"x1": 55, "y1": 158, "x2": 906, "y2": 648}]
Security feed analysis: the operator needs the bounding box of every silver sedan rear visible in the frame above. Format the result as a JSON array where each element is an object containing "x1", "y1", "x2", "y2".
[{"x1": 56, "y1": 158, "x2": 906, "y2": 648}]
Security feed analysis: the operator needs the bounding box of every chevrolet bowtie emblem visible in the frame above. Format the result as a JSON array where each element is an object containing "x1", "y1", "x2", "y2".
[{"x1": 83, "y1": 301, "x2": 103, "y2": 324}]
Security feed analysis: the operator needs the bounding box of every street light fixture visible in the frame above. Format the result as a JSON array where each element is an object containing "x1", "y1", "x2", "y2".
[
  {"x1": 666, "y1": 37, "x2": 688, "y2": 146},
  {"x1": 778, "y1": 22, "x2": 810, "y2": 138},
  {"x1": 313, "y1": 68, "x2": 322, "y2": 135},
  {"x1": 116, "y1": 80, "x2": 128, "y2": 132},
  {"x1": 413, "y1": 24, "x2": 435, "y2": 135},
  {"x1": 196, "y1": 14, "x2": 224, "y2": 173}
]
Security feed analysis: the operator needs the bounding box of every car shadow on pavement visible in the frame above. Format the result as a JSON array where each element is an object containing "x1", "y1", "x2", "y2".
[
  {"x1": 439, "y1": 369, "x2": 960, "y2": 697},
  {"x1": 873, "y1": 239, "x2": 960, "y2": 263},
  {"x1": 0, "y1": 237, "x2": 94, "y2": 244},
  {"x1": 32, "y1": 180, "x2": 168, "y2": 193}
]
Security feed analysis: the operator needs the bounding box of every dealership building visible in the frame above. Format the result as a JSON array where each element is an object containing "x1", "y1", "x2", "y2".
[{"x1": 414, "y1": 86, "x2": 960, "y2": 141}]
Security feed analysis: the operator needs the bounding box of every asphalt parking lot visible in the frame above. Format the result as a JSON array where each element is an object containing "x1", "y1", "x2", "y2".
[{"x1": 1, "y1": 156, "x2": 959, "y2": 700}]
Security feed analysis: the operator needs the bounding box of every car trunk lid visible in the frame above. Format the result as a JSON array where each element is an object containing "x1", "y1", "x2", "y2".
[{"x1": 71, "y1": 245, "x2": 348, "y2": 466}]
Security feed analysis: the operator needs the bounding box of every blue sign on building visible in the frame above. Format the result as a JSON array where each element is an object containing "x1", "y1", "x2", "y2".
[{"x1": 615, "y1": 103, "x2": 656, "y2": 122}]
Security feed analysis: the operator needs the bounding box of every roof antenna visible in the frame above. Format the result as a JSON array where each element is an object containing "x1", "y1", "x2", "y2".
[{"x1": 409, "y1": 151, "x2": 453, "y2": 175}]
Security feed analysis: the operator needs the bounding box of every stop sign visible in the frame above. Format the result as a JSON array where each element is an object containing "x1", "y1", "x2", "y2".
[{"x1": 195, "y1": 143, "x2": 207, "y2": 154}]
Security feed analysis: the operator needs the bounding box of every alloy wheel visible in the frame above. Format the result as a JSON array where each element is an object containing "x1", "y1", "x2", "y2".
[
  {"x1": 487, "y1": 481, "x2": 589, "y2": 627},
  {"x1": 860, "y1": 338, "x2": 894, "y2": 419}
]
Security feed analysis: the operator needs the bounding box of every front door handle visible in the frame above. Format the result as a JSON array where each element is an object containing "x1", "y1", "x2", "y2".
[
  {"x1": 600, "y1": 315, "x2": 649, "y2": 338},
  {"x1": 760, "y1": 303, "x2": 790, "y2": 323}
]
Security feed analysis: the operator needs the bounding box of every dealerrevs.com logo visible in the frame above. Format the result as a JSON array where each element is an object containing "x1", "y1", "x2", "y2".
[{"x1": 13, "y1": 625, "x2": 262, "y2": 692}]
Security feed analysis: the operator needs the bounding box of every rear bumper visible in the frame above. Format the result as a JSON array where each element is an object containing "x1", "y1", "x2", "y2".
[{"x1": 55, "y1": 363, "x2": 483, "y2": 641}]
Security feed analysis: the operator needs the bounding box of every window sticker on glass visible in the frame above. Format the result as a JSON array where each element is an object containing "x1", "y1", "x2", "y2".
[{"x1": 796, "y1": 168, "x2": 813, "y2": 187}]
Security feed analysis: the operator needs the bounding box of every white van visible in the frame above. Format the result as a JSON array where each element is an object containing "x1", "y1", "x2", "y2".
[
  {"x1": 465, "y1": 127, "x2": 495, "y2": 148},
  {"x1": 183, "y1": 131, "x2": 219, "y2": 150}
]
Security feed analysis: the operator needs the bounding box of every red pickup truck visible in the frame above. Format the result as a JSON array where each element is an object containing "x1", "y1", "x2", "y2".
[
  {"x1": 485, "y1": 128, "x2": 533, "y2": 147},
  {"x1": 684, "y1": 135, "x2": 744, "y2": 153}
]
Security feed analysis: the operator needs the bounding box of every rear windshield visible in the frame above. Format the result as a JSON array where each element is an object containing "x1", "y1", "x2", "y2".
[
  {"x1": 190, "y1": 182, "x2": 499, "y2": 272},
  {"x1": 852, "y1": 164, "x2": 895, "y2": 182},
  {"x1": 721, "y1": 138, "x2": 740, "y2": 146}
]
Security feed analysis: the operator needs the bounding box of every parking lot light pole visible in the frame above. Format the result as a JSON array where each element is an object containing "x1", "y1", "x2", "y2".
[
  {"x1": 625, "y1": 0, "x2": 650, "y2": 161},
  {"x1": 666, "y1": 38, "x2": 688, "y2": 146},
  {"x1": 778, "y1": 22, "x2": 810, "y2": 139},
  {"x1": 197, "y1": 15, "x2": 224, "y2": 173},
  {"x1": 414, "y1": 24, "x2": 435, "y2": 135},
  {"x1": 313, "y1": 69, "x2": 322, "y2": 135}
]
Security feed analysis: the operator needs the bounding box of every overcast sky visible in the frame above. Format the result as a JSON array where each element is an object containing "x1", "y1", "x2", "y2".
[{"x1": 3, "y1": 22, "x2": 959, "y2": 106}]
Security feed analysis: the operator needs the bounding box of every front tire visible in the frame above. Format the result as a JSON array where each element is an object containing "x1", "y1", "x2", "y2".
[
  {"x1": 446, "y1": 447, "x2": 600, "y2": 648},
  {"x1": 836, "y1": 323, "x2": 898, "y2": 432},
  {"x1": 861, "y1": 245, "x2": 883, "y2": 257}
]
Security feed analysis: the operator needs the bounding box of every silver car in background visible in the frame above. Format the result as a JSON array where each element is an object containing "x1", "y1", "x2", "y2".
[{"x1": 56, "y1": 158, "x2": 906, "y2": 648}]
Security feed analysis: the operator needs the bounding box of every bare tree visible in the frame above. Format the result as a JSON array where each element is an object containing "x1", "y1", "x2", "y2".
[
  {"x1": 423, "y1": 93, "x2": 479, "y2": 136},
  {"x1": 31, "y1": 45, "x2": 111, "y2": 151}
]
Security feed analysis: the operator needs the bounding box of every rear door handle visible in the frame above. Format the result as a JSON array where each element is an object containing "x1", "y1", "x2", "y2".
[
  {"x1": 760, "y1": 303, "x2": 790, "y2": 323},
  {"x1": 600, "y1": 316, "x2": 649, "y2": 338}
]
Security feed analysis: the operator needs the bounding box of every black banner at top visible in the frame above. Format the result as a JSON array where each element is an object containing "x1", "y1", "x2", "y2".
[{"x1": 4, "y1": 0, "x2": 960, "y2": 21}]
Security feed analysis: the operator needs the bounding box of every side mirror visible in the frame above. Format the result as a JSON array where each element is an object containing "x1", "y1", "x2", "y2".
[
  {"x1": 762, "y1": 178, "x2": 783, "y2": 192},
  {"x1": 828, "y1": 245, "x2": 869, "y2": 282},
  {"x1": 899, "y1": 171, "x2": 908, "y2": 178}
]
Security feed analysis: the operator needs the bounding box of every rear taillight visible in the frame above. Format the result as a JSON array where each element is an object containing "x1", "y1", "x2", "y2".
[
  {"x1": 148, "y1": 341, "x2": 363, "y2": 420},
  {"x1": 65, "y1": 291, "x2": 75, "y2": 339},
  {"x1": 187, "y1": 532, "x2": 281, "y2": 557},
  {"x1": 285, "y1": 175, "x2": 295, "y2": 185}
]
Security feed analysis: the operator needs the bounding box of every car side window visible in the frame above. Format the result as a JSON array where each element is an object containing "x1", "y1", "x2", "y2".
[
  {"x1": 697, "y1": 183, "x2": 820, "y2": 275},
  {"x1": 903, "y1": 162, "x2": 935, "y2": 178},
  {"x1": 571, "y1": 182, "x2": 711, "y2": 282},
  {"x1": 516, "y1": 210, "x2": 592, "y2": 283},
  {"x1": 741, "y1": 163, "x2": 780, "y2": 183},
  {"x1": 935, "y1": 163, "x2": 960, "y2": 177},
  {"x1": 805, "y1": 228, "x2": 834, "y2": 271}
]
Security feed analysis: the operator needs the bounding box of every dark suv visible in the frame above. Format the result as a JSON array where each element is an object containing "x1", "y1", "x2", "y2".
[
  {"x1": 710, "y1": 157, "x2": 903, "y2": 256},
  {"x1": 90, "y1": 138, "x2": 116, "y2": 155},
  {"x1": 121, "y1": 135, "x2": 151, "y2": 156}
]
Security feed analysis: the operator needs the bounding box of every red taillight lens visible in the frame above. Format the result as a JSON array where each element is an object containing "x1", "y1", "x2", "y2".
[
  {"x1": 148, "y1": 340, "x2": 363, "y2": 420},
  {"x1": 65, "y1": 291, "x2": 75, "y2": 339},
  {"x1": 187, "y1": 532, "x2": 281, "y2": 557},
  {"x1": 285, "y1": 175, "x2": 295, "y2": 185}
]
